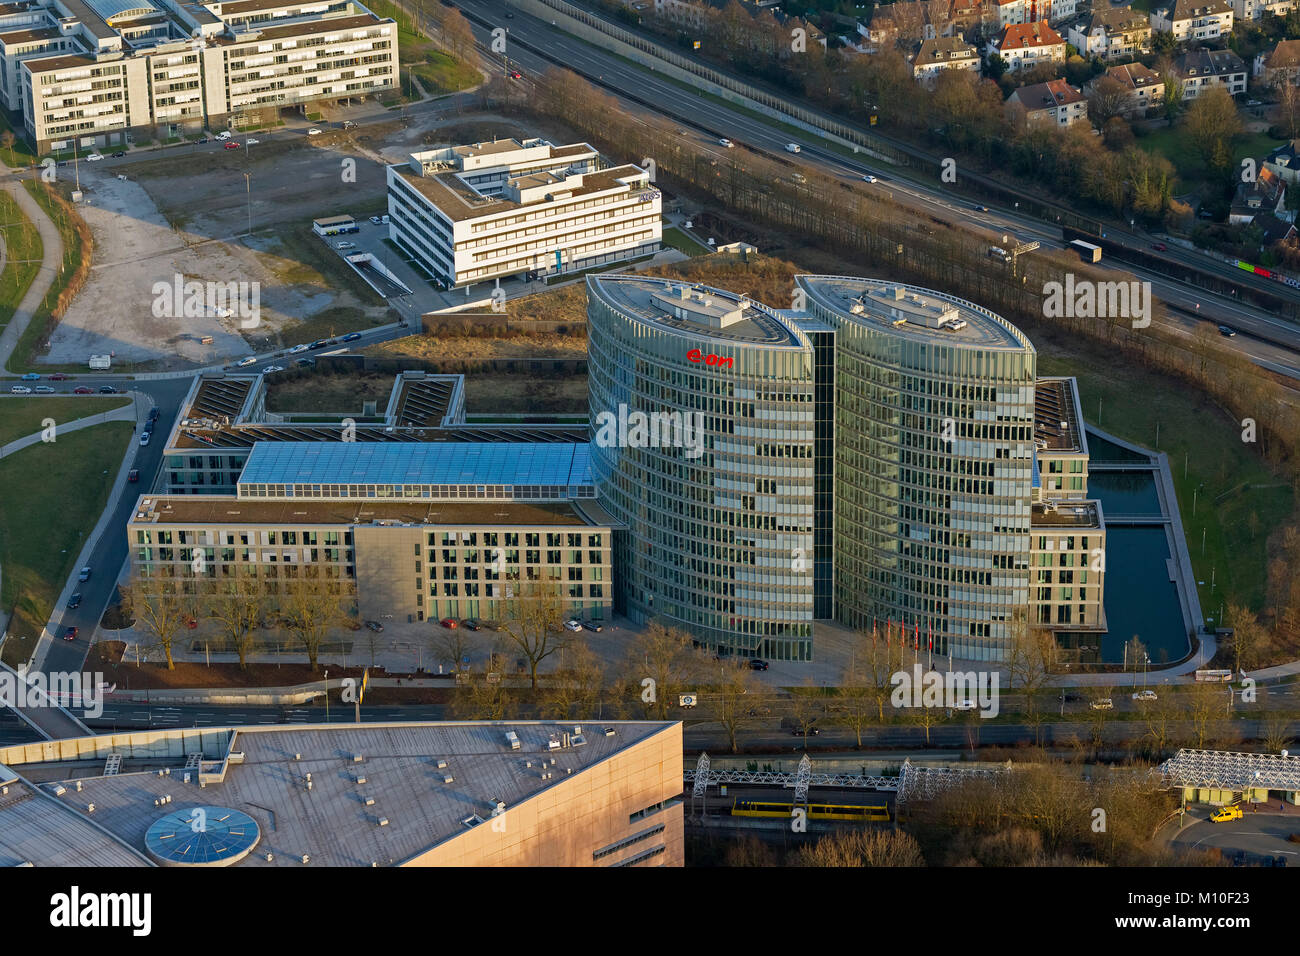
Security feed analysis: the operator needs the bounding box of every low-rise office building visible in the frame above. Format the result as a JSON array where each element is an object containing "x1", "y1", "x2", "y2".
[{"x1": 386, "y1": 138, "x2": 662, "y2": 288}]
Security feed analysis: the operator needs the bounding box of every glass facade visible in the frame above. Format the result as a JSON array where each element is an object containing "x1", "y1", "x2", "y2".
[
  {"x1": 798, "y1": 276, "x2": 1038, "y2": 662},
  {"x1": 587, "y1": 276, "x2": 818, "y2": 660}
]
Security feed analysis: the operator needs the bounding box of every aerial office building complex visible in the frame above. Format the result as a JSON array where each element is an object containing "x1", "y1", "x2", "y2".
[
  {"x1": 2, "y1": 0, "x2": 398, "y2": 153},
  {"x1": 386, "y1": 138, "x2": 662, "y2": 288}
]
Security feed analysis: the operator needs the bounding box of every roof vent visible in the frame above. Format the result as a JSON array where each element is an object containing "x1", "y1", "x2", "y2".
[
  {"x1": 435, "y1": 759, "x2": 447, "y2": 769},
  {"x1": 377, "y1": 817, "x2": 389, "y2": 827},
  {"x1": 353, "y1": 754, "x2": 364, "y2": 763},
  {"x1": 443, "y1": 774, "x2": 454, "y2": 784}
]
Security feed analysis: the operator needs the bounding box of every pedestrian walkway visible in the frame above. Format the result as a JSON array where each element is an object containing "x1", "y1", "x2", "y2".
[
  {"x1": 0, "y1": 160, "x2": 63, "y2": 371},
  {"x1": 0, "y1": 400, "x2": 138, "y2": 460}
]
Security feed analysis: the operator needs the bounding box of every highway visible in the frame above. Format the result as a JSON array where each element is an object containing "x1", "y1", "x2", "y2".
[{"x1": 443, "y1": 0, "x2": 1300, "y2": 380}]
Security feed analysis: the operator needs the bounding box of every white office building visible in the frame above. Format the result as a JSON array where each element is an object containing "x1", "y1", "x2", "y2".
[{"x1": 386, "y1": 137, "x2": 662, "y2": 288}]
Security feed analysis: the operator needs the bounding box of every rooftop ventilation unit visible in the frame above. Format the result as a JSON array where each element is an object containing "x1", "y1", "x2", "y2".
[
  {"x1": 356, "y1": 775, "x2": 367, "y2": 785},
  {"x1": 377, "y1": 818, "x2": 389, "y2": 827},
  {"x1": 443, "y1": 774, "x2": 454, "y2": 784},
  {"x1": 435, "y1": 759, "x2": 447, "y2": 769},
  {"x1": 353, "y1": 754, "x2": 364, "y2": 763},
  {"x1": 505, "y1": 731, "x2": 520, "y2": 750}
]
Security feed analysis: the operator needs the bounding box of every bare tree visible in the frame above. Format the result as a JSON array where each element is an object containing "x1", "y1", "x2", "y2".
[
  {"x1": 201, "y1": 569, "x2": 264, "y2": 669},
  {"x1": 436, "y1": 626, "x2": 476, "y2": 673},
  {"x1": 1261, "y1": 712, "x2": 1295, "y2": 753},
  {"x1": 1184, "y1": 681, "x2": 1221, "y2": 750},
  {"x1": 789, "y1": 678, "x2": 824, "y2": 747},
  {"x1": 794, "y1": 828, "x2": 925, "y2": 866},
  {"x1": 440, "y1": 7, "x2": 475, "y2": 61},
  {"x1": 625, "y1": 620, "x2": 701, "y2": 720},
  {"x1": 500, "y1": 582, "x2": 567, "y2": 689},
  {"x1": 544, "y1": 640, "x2": 605, "y2": 720},
  {"x1": 280, "y1": 566, "x2": 350, "y2": 671},
  {"x1": 714, "y1": 660, "x2": 761, "y2": 753},
  {"x1": 1, "y1": 130, "x2": 14, "y2": 166},
  {"x1": 1087, "y1": 75, "x2": 1129, "y2": 127},
  {"x1": 128, "y1": 569, "x2": 188, "y2": 670},
  {"x1": 1185, "y1": 87, "x2": 1243, "y2": 172}
]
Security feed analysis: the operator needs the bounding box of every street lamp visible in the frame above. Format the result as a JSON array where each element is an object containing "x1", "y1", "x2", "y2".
[
  {"x1": 324, "y1": 668, "x2": 329, "y2": 723},
  {"x1": 243, "y1": 172, "x2": 252, "y2": 237}
]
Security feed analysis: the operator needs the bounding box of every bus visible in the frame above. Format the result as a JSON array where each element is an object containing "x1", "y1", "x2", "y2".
[
  {"x1": 1194, "y1": 669, "x2": 1234, "y2": 683},
  {"x1": 731, "y1": 799, "x2": 891, "y2": 822},
  {"x1": 1069, "y1": 239, "x2": 1102, "y2": 263}
]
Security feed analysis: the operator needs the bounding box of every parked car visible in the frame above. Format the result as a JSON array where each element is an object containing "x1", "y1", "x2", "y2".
[
  {"x1": 196, "y1": 138, "x2": 209, "y2": 144},
  {"x1": 74, "y1": 386, "x2": 93, "y2": 394},
  {"x1": 748, "y1": 658, "x2": 769, "y2": 671},
  {"x1": 295, "y1": 357, "x2": 316, "y2": 367},
  {"x1": 381, "y1": 214, "x2": 389, "y2": 224},
  {"x1": 364, "y1": 620, "x2": 384, "y2": 633},
  {"x1": 342, "y1": 332, "x2": 362, "y2": 342},
  {"x1": 185, "y1": 616, "x2": 198, "y2": 629},
  {"x1": 342, "y1": 121, "x2": 358, "y2": 130},
  {"x1": 128, "y1": 469, "x2": 139, "y2": 482},
  {"x1": 308, "y1": 339, "x2": 332, "y2": 350},
  {"x1": 563, "y1": 619, "x2": 583, "y2": 632},
  {"x1": 34, "y1": 385, "x2": 55, "y2": 393},
  {"x1": 246, "y1": 138, "x2": 260, "y2": 145},
  {"x1": 236, "y1": 356, "x2": 257, "y2": 367},
  {"x1": 336, "y1": 241, "x2": 356, "y2": 250},
  {"x1": 67, "y1": 593, "x2": 82, "y2": 609},
  {"x1": 718, "y1": 138, "x2": 734, "y2": 148},
  {"x1": 1218, "y1": 325, "x2": 1237, "y2": 337},
  {"x1": 139, "y1": 432, "x2": 151, "y2": 446},
  {"x1": 369, "y1": 215, "x2": 383, "y2": 225},
  {"x1": 461, "y1": 619, "x2": 481, "y2": 630},
  {"x1": 20, "y1": 372, "x2": 40, "y2": 380},
  {"x1": 288, "y1": 343, "x2": 309, "y2": 354},
  {"x1": 1211, "y1": 803, "x2": 1243, "y2": 823},
  {"x1": 9, "y1": 385, "x2": 31, "y2": 394},
  {"x1": 78, "y1": 567, "x2": 92, "y2": 582},
  {"x1": 85, "y1": 153, "x2": 104, "y2": 162},
  {"x1": 98, "y1": 384, "x2": 117, "y2": 393},
  {"x1": 440, "y1": 617, "x2": 458, "y2": 629},
  {"x1": 63, "y1": 626, "x2": 78, "y2": 641},
  {"x1": 582, "y1": 620, "x2": 603, "y2": 632},
  {"x1": 307, "y1": 127, "x2": 322, "y2": 136},
  {"x1": 148, "y1": 407, "x2": 159, "y2": 423},
  {"x1": 49, "y1": 373, "x2": 68, "y2": 381},
  {"x1": 261, "y1": 365, "x2": 284, "y2": 373},
  {"x1": 223, "y1": 141, "x2": 240, "y2": 150},
  {"x1": 791, "y1": 726, "x2": 820, "y2": 736},
  {"x1": 112, "y1": 151, "x2": 125, "y2": 158},
  {"x1": 1132, "y1": 689, "x2": 1158, "y2": 701},
  {"x1": 1089, "y1": 698, "x2": 1113, "y2": 710},
  {"x1": 215, "y1": 131, "x2": 231, "y2": 140}
]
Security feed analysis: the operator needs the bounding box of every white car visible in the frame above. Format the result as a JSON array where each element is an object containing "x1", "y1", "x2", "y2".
[
  {"x1": 1132, "y1": 690, "x2": 1158, "y2": 702},
  {"x1": 369, "y1": 215, "x2": 383, "y2": 225},
  {"x1": 718, "y1": 138, "x2": 734, "y2": 148},
  {"x1": 862, "y1": 174, "x2": 878, "y2": 184},
  {"x1": 236, "y1": 356, "x2": 257, "y2": 367},
  {"x1": 785, "y1": 143, "x2": 800, "y2": 153},
  {"x1": 336, "y1": 241, "x2": 355, "y2": 250},
  {"x1": 952, "y1": 698, "x2": 977, "y2": 710},
  {"x1": 288, "y1": 343, "x2": 309, "y2": 354},
  {"x1": 139, "y1": 432, "x2": 150, "y2": 446},
  {"x1": 246, "y1": 138, "x2": 260, "y2": 145},
  {"x1": 261, "y1": 365, "x2": 284, "y2": 373},
  {"x1": 215, "y1": 131, "x2": 231, "y2": 140},
  {"x1": 1090, "y1": 698, "x2": 1114, "y2": 710},
  {"x1": 10, "y1": 385, "x2": 32, "y2": 394},
  {"x1": 85, "y1": 153, "x2": 104, "y2": 162},
  {"x1": 563, "y1": 619, "x2": 583, "y2": 632},
  {"x1": 34, "y1": 385, "x2": 55, "y2": 393},
  {"x1": 307, "y1": 128, "x2": 322, "y2": 136}
]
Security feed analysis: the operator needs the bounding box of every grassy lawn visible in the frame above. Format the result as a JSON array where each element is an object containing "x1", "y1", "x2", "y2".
[
  {"x1": 407, "y1": 50, "x2": 481, "y2": 95},
  {"x1": 0, "y1": 421, "x2": 133, "y2": 667},
  {"x1": 0, "y1": 396, "x2": 129, "y2": 448},
  {"x1": 0, "y1": 189, "x2": 42, "y2": 333},
  {"x1": 0, "y1": 110, "x2": 37, "y2": 168},
  {"x1": 1037, "y1": 353, "x2": 1293, "y2": 618},
  {"x1": 1136, "y1": 126, "x2": 1286, "y2": 192},
  {"x1": 662, "y1": 226, "x2": 710, "y2": 256}
]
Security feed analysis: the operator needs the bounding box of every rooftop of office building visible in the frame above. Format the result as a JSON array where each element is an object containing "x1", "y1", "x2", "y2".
[
  {"x1": 0, "y1": 722, "x2": 677, "y2": 867},
  {"x1": 1034, "y1": 377, "x2": 1088, "y2": 454},
  {"x1": 587, "y1": 274, "x2": 810, "y2": 348},
  {"x1": 1031, "y1": 499, "x2": 1102, "y2": 528},
  {"x1": 130, "y1": 496, "x2": 599, "y2": 527},
  {"x1": 795, "y1": 275, "x2": 1033, "y2": 350}
]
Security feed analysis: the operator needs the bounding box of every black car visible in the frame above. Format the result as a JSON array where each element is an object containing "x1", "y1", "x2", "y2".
[
  {"x1": 364, "y1": 620, "x2": 384, "y2": 633},
  {"x1": 791, "y1": 726, "x2": 820, "y2": 736},
  {"x1": 196, "y1": 137, "x2": 209, "y2": 144},
  {"x1": 98, "y1": 385, "x2": 116, "y2": 393},
  {"x1": 461, "y1": 619, "x2": 481, "y2": 630},
  {"x1": 749, "y1": 658, "x2": 769, "y2": 671},
  {"x1": 295, "y1": 357, "x2": 316, "y2": 367},
  {"x1": 112, "y1": 151, "x2": 125, "y2": 158},
  {"x1": 1218, "y1": 325, "x2": 1237, "y2": 337},
  {"x1": 148, "y1": 407, "x2": 159, "y2": 423},
  {"x1": 67, "y1": 593, "x2": 82, "y2": 609},
  {"x1": 342, "y1": 332, "x2": 362, "y2": 342}
]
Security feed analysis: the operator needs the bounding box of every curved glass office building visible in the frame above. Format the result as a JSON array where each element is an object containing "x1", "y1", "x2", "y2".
[
  {"x1": 586, "y1": 275, "x2": 819, "y2": 659},
  {"x1": 796, "y1": 276, "x2": 1037, "y2": 662}
]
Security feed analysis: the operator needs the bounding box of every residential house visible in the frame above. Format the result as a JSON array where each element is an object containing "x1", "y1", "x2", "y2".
[
  {"x1": 1150, "y1": 0, "x2": 1234, "y2": 43},
  {"x1": 1175, "y1": 47, "x2": 1248, "y2": 98},
  {"x1": 911, "y1": 36, "x2": 982, "y2": 82},
  {"x1": 1255, "y1": 212, "x2": 1298, "y2": 245},
  {"x1": 1264, "y1": 140, "x2": 1300, "y2": 184},
  {"x1": 1229, "y1": 166, "x2": 1287, "y2": 224},
  {"x1": 1086, "y1": 62, "x2": 1166, "y2": 117},
  {"x1": 1007, "y1": 78, "x2": 1090, "y2": 126},
  {"x1": 1255, "y1": 39, "x2": 1300, "y2": 86},
  {"x1": 1067, "y1": 4, "x2": 1152, "y2": 60},
  {"x1": 996, "y1": 0, "x2": 1078, "y2": 25},
  {"x1": 1231, "y1": 0, "x2": 1295, "y2": 22},
  {"x1": 990, "y1": 21, "x2": 1067, "y2": 72}
]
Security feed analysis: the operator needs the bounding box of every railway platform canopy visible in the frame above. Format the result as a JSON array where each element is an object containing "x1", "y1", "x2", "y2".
[{"x1": 1157, "y1": 749, "x2": 1300, "y2": 805}]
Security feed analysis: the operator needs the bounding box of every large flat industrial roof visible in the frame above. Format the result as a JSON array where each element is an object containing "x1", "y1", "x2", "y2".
[
  {"x1": 0, "y1": 770, "x2": 150, "y2": 866},
  {"x1": 588, "y1": 274, "x2": 809, "y2": 348},
  {"x1": 238, "y1": 441, "x2": 592, "y2": 488},
  {"x1": 795, "y1": 275, "x2": 1033, "y2": 351},
  {"x1": 0, "y1": 722, "x2": 679, "y2": 866},
  {"x1": 391, "y1": 163, "x2": 646, "y2": 224}
]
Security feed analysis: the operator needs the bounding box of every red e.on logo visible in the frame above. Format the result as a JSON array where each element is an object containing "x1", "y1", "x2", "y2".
[{"x1": 687, "y1": 348, "x2": 734, "y2": 369}]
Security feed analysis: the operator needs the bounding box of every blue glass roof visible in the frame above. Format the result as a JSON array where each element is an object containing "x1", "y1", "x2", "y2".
[
  {"x1": 239, "y1": 442, "x2": 592, "y2": 487},
  {"x1": 145, "y1": 806, "x2": 260, "y2": 866}
]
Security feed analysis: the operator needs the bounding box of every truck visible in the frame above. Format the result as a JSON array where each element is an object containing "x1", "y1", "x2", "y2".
[
  {"x1": 1069, "y1": 239, "x2": 1102, "y2": 263},
  {"x1": 987, "y1": 246, "x2": 1010, "y2": 262},
  {"x1": 88, "y1": 354, "x2": 111, "y2": 370}
]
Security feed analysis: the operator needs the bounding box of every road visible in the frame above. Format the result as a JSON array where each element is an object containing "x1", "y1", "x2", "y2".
[
  {"x1": 440, "y1": 0, "x2": 1300, "y2": 381},
  {"x1": 79, "y1": 701, "x2": 446, "y2": 729}
]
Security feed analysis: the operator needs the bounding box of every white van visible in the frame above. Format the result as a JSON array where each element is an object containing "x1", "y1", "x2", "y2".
[{"x1": 785, "y1": 143, "x2": 801, "y2": 153}]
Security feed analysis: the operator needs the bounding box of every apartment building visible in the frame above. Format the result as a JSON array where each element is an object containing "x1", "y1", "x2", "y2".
[
  {"x1": 1067, "y1": 3, "x2": 1152, "y2": 61},
  {"x1": 990, "y1": 21, "x2": 1066, "y2": 73},
  {"x1": 387, "y1": 138, "x2": 662, "y2": 288},
  {"x1": 996, "y1": 0, "x2": 1078, "y2": 27},
  {"x1": 1150, "y1": 0, "x2": 1234, "y2": 42},
  {"x1": 1006, "y1": 78, "x2": 1088, "y2": 128},
  {"x1": 11, "y1": 0, "x2": 397, "y2": 153},
  {"x1": 1232, "y1": 0, "x2": 1295, "y2": 20},
  {"x1": 1175, "y1": 47, "x2": 1247, "y2": 99},
  {"x1": 1087, "y1": 62, "x2": 1165, "y2": 118},
  {"x1": 911, "y1": 36, "x2": 981, "y2": 83}
]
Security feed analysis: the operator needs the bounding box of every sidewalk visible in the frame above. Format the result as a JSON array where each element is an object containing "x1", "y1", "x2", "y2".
[
  {"x1": 0, "y1": 163, "x2": 63, "y2": 372},
  {"x1": 0, "y1": 398, "x2": 137, "y2": 459}
]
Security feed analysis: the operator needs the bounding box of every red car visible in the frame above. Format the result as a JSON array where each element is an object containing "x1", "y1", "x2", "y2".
[
  {"x1": 74, "y1": 386, "x2": 93, "y2": 394},
  {"x1": 186, "y1": 616, "x2": 198, "y2": 629},
  {"x1": 1151, "y1": 242, "x2": 1167, "y2": 252},
  {"x1": 128, "y1": 469, "x2": 139, "y2": 482},
  {"x1": 440, "y1": 617, "x2": 458, "y2": 629},
  {"x1": 63, "y1": 626, "x2": 78, "y2": 641},
  {"x1": 49, "y1": 372, "x2": 68, "y2": 381},
  {"x1": 223, "y1": 141, "x2": 240, "y2": 149},
  {"x1": 509, "y1": 70, "x2": 522, "y2": 79}
]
